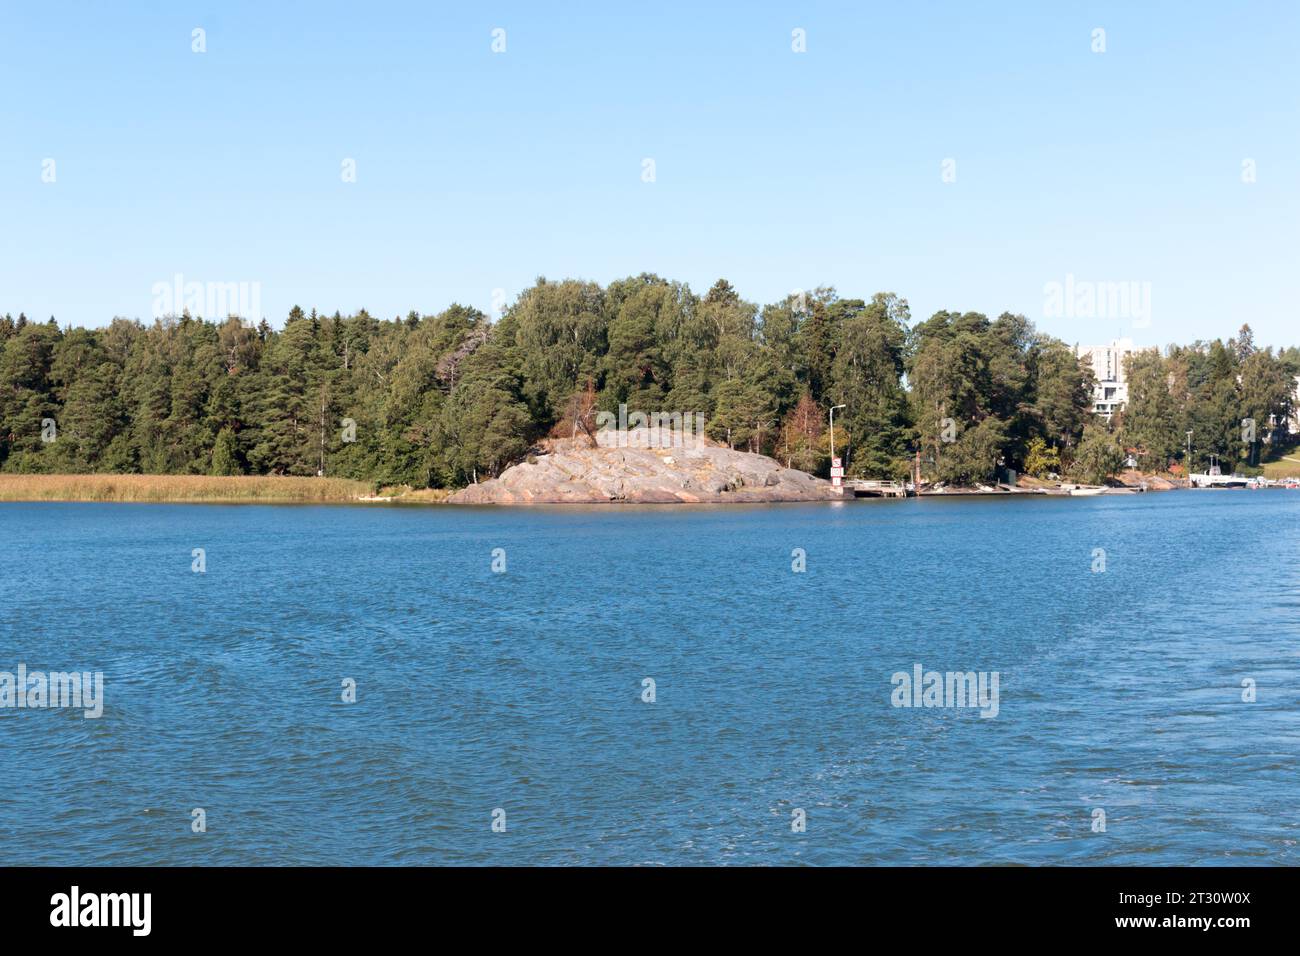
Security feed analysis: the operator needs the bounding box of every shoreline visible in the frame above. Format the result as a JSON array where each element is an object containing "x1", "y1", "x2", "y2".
[
  {"x1": 0, "y1": 471, "x2": 1182, "y2": 505},
  {"x1": 6, "y1": 472, "x2": 1294, "y2": 505}
]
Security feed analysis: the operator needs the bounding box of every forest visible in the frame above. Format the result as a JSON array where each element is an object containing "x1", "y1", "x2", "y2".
[{"x1": 1, "y1": 275, "x2": 1296, "y2": 488}]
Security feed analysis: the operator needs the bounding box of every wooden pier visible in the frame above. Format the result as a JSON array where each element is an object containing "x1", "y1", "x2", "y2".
[{"x1": 843, "y1": 479, "x2": 909, "y2": 498}]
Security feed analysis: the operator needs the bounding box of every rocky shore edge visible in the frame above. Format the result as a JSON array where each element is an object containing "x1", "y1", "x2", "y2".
[{"x1": 447, "y1": 436, "x2": 839, "y2": 505}]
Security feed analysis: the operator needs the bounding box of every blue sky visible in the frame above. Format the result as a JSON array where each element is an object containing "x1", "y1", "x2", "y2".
[{"x1": 2, "y1": 1, "x2": 1297, "y2": 347}]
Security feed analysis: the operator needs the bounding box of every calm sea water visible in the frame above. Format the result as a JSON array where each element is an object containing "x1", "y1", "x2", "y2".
[{"x1": 2, "y1": 492, "x2": 1298, "y2": 865}]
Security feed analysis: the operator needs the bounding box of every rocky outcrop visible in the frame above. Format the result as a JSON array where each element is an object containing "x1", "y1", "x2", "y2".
[{"x1": 448, "y1": 435, "x2": 840, "y2": 504}]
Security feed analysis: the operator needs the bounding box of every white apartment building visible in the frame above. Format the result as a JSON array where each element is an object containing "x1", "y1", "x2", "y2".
[
  {"x1": 1264, "y1": 374, "x2": 1300, "y2": 440},
  {"x1": 1075, "y1": 338, "x2": 1139, "y2": 420},
  {"x1": 1290, "y1": 375, "x2": 1300, "y2": 434}
]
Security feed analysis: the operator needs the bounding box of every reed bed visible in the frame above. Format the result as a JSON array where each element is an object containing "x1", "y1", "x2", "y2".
[{"x1": 0, "y1": 473, "x2": 375, "y2": 503}]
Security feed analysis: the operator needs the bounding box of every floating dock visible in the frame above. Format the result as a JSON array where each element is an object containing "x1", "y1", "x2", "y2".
[{"x1": 844, "y1": 479, "x2": 910, "y2": 498}]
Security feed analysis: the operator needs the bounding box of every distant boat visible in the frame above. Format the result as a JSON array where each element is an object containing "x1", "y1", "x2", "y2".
[
  {"x1": 1190, "y1": 473, "x2": 1249, "y2": 488},
  {"x1": 1190, "y1": 453, "x2": 1250, "y2": 488},
  {"x1": 1068, "y1": 486, "x2": 1106, "y2": 496}
]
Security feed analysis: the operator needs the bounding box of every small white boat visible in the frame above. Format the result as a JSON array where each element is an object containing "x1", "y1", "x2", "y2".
[
  {"x1": 1190, "y1": 454, "x2": 1250, "y2": 488},
  {"x1": 1067, "y1": 485, "x2": 1106, "y2": 496}
]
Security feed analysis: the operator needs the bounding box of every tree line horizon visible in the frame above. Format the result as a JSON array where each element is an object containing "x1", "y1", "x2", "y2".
[{"x1": 1, "y1": 275, "x2": 1296, "y2": 488}]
